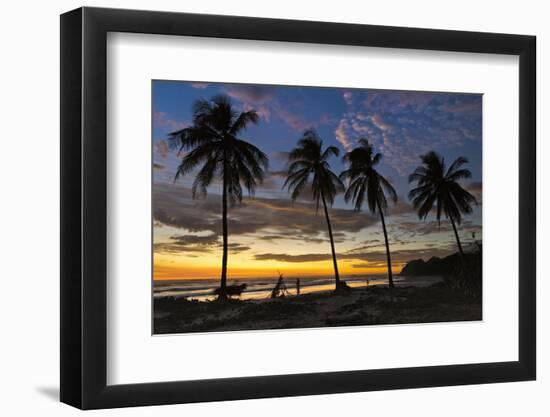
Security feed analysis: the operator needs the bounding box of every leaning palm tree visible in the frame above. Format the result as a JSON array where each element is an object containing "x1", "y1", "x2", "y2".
[
  {"x1": 283, "y1": 129, "x2": 345, "y2": 290},
  {"x1": 408, "y1": 151, "x2": 477, "y2": 257},
  {"x1": 340, "y1": 139, "x2": 398, "y2": 288},
  {"x1": 169, "y1": 95, "x2": 268, "y2": 300}
]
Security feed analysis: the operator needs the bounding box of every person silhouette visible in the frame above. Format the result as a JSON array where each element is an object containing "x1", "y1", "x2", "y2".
[{"x1": 296, "y1": 278, "x2": 301, "y2": 295}]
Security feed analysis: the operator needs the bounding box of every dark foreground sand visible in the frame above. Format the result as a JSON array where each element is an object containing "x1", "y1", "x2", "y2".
[{"x1": 153, "y1": 282, "x2": 482, "y2": 334}]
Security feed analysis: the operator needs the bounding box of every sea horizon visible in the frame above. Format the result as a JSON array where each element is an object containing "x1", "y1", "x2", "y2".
[{"x1": 153, "y1": 274, "x2": 442, "y2": 302}]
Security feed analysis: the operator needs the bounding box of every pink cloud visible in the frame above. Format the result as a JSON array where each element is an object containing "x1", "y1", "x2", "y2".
[
  {"x1": 335, "y1": 118, "x2": 352, "y2": 151},
  {"x1": 155, "y1": 139, "x2": 169, "y2": 159},
  {"x1": 153, "y1": 111, "x2": 188, "y2": 132},
  {"x1": 370, "y1": 114, "x2": 393, "y2": 133},
  {"x1": 275, "y1": 107, "x2": 311, "y2": 132},
  {"x1": 342, "y1": 91, "x2": 353, "y2": 105}
]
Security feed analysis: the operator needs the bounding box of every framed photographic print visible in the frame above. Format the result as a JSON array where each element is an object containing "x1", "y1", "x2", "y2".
[{"x1": 60, "y1": 6, "x2": 536, "y2": 409}]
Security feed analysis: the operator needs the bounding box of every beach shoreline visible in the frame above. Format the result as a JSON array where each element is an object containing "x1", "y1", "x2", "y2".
[
  {"x1": 153, "y1": 283, "x2": 482, "y2": 334},
  {"x1": 153, "y1": 275, "x2": 442, "y2": 302}
]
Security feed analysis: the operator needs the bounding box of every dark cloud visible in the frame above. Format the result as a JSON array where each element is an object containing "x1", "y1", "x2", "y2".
[
  {"x1": 225, "y1": 84, "x2": 275, "y2": 102},
  {"x1": 253, "y1": 246, "x2": 457, "y2": 264},
  {"x1": 226, "y1": 243, "x2": 251, "y2": 253},
  {"x1": 253, "y1": 253, "x2": 331, "y2": 263},
  {"x1": 153, "y1": 242, "x2": 212, "y2": 254},
  {"x1": 224, "y1": 84, "x2": 314, "y2": 132},
  {"x1": 256, "y1": 231, "x2": 347, "y2": 244},
  {"x1": 351, "y1": 261, "x2": 388, "y2": 269},
  {"x1": 170, "y1": 234, "x2": 219, "y2": 246},
  {"x1": 155, "y1": 232, "x2": 251, "y2": 255},
  {"x1": 153, "y1": 183, "x2": 379, "y2": 242},
  {"x1": 391, "y1": 219, "x2": 481, "y2": 238}
]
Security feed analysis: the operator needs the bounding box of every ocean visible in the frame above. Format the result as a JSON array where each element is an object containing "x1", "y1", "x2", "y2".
[{"x1": 153, "y1": 275, "x2": 442, "y2": 302}]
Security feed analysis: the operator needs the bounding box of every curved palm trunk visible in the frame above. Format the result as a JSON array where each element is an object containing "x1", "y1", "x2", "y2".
[
  {"x1": 449, "y1": 215, "x2": 464, "y2": 258},
  {"x1": 376, "y1": 198, "x2": 394, "y2": 288},
  {"x1": 321, "y1": 193, "x2": 341, "y2": 288},
  {"x1": 219, "y1": 157, "x2": 229, "y2": 300}
]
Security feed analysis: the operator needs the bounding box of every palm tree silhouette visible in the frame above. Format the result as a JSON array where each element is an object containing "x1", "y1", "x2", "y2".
[
  {"x1": 340, "y1": 139, "x2": 398, "y2": 288},
  {"x1": 169, "y1": 95, "x2": 268, "y2": 300},
  {"x1": 283, "y1": 130, "x2": 345, "y2": 290},
  {"x1": 408, "y1": 151, "x2": 477, "y2": 257}
]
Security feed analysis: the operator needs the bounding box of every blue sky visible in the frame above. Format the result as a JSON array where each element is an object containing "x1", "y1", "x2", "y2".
[{"x1": 152, "y1": 80, "x2": 482, "y2": 280}]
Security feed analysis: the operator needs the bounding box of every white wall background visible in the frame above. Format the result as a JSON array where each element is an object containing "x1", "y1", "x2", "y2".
[{"x1": 0, "y1": 0, "x2": 546, "y2": 415}]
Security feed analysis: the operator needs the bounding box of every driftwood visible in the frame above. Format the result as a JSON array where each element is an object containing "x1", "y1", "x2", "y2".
[
  {"x1": 271, "y1": 272, "x2": 290, "y2": 298},
  {"x1": 212, "y1": 283, "x2": 247, "y2": 299}
]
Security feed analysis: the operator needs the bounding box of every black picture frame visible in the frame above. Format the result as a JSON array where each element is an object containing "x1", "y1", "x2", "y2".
[{"x1": 60, "y1": 6, "x2": 536, "y2": 410}]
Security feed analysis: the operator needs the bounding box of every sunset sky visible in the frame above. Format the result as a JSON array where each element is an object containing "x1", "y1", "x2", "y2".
[{"x1": 152, "y1": 81, "x2": 482, "y2": 281}]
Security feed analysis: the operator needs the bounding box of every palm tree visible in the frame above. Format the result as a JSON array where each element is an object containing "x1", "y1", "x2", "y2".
[
  {"x1": 283, "y1": 130, "x2": 345, "y2": 290},
  {"x1": 340, "y1": 139, "x2": 398, "y2": 288},
  {"x1": 408, "y1": 151, "x2": 477, "y2": 257},
  {"x1": 169, "y1": 95, "x2": 268, "y2": 300}
]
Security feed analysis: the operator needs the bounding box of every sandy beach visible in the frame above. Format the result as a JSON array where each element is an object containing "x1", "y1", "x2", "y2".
[{"x1": 153, "y1": 282, "x2": 482, "y2": 334}]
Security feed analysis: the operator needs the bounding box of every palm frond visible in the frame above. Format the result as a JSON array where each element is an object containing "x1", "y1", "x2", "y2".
[
  {"x1": 172, "y1": 95, "x2": 266, "y2": 202},
  {"x1": 321, "y1": 145, "x2": 340, "y2": 161},
  {"x1": 284, "y1": 130, "x2": 342, "y2": 208},
  {"x1": 446, "y1": 168, "x2": 472, "y2": 182},
  {"x1": 408, "y1": 150, "x2": 476, "y2": 224},
  {"x1": 446, "y1": 156, "x2": 468, "y2": 177},
  {"x1": 340, "y1": 140, "x2": 396, "y2": 214},
  {"x1": 229, "y1": 110, "x2": 259, "y2": 135}
]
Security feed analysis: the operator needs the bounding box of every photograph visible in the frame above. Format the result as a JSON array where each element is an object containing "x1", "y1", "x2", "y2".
[{"x1": 151, "y1": 80, "x2": 483, "y2": 334}]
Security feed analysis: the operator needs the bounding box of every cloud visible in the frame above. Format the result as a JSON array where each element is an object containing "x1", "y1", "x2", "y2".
[
  {"x1": 224, "y1": 84, "x2": 275, "y2": 122},
  {"x1": 153, "y1": 184, "x2": 477, "y2": 262},
  {"x1": 254, "y1": 253, "x2": 331, "y2": 263},
  {"x1": 259, "y1": 170, "x2": 287, "y2": 190},
  {"x1": 319, "y1": 114, "x2": 337, "y2": 125},
  {"x1": 170, "y1": 234, "x2": 219, "y2": 246},
  {"x1": 466, "y1": 181, "x2": 482, "y2": 203},
  {"x1": 391, "y1": 219, "x2": 482, "y2": 238},
  {"x1": 225, "y1": 84, "x2": 274, "y2": 102},
  {"x1": 330, "y1": 91, "x2": 483, "y2": 176},
  {"x1": 342, "y1": 91, "x2": 353, "y2": 105},
  {"x1": 257, "y1": 231, "x2": 347, "y2": 244},
  {"x1": 370, "y1": 114, "x2": 393, "y2": 133},
  {"x1": 154, "y1": 140, "x2": 169, "y2": 159},
  {"x1": 153, "y1": 182, "x2": 379, "y2": 244},
  {"x1": 190, "y1": 82, "x2": 209, "y2": 89},
  {"x1": 155, "y1": 232, "x2": 251, "y2": 255},
  {"x1": 223, "y1": 84, "x2": 313, "y2": 132},
  {"x1": 275, "y1": 107, "x2": 311, "y2": 132},
  {"x1": 153, "y1": 111, "x2": 188, "y2": 132},
  {"x1": 252, "y1": 245, "x2": 458, "y2": 264},
  {"x1": 335, "y1": 118, "x2": 353, "y2": 151}
]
